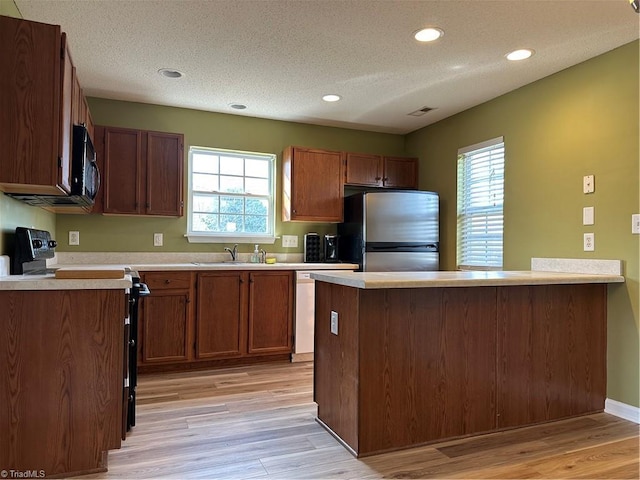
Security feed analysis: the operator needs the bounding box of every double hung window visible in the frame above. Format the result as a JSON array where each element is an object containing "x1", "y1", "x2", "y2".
[
  {"x1": 456, "y1": 137, "x2": 505, "y2": 269},
  {"x1": 187, "y1": 147, "x2": 275, "y2": 243}
]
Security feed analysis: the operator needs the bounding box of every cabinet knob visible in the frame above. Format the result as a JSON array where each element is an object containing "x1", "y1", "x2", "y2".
[
  {"x1": 165, "y1": 279, "x2": 171, "y2": 284},
  {"x1": 129, "y1": 339, "x2": 136, "y2": 348}
]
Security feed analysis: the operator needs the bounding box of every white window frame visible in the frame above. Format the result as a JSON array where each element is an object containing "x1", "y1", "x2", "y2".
[
  {"x1": 186, "y1": 146, "x2": 276, "y2": 244},
  {"x1": 456, "y1": 137, "x2": 505, "y2": 270}
]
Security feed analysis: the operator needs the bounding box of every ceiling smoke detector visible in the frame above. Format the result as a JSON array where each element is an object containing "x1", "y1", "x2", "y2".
[
  {"x1": 158, "y1": 68, "x2": 184, "y2": 78},
  {"x1": 408, "y1": 106, "x2": 435, "y2": 117}
]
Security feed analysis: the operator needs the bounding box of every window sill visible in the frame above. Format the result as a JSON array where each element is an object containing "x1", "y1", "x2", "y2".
[{"x1": 185, "y1": 234, "x2": 277, "y2": 245}]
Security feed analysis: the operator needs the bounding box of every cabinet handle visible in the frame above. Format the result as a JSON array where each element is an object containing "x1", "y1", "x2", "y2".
[
  {"x1": 129, "y1": 339, "x2": 135, "y2": 348},
  {"x1": 292, "y1": 209, "x2": 297, "y2": 214},
  {"x1": 165, "y1": 279, "x2": 171, "y2": 284}
]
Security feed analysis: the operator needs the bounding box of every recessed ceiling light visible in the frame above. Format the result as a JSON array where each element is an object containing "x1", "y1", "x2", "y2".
[
  {"x1": 506, "y1": 49, "x2": 535, "y2": 61},
  {"x1": 158, "y1": 68, "x2": 184, "y2": 78},
  {"x1": 413, "y1": 27, "x2": 444, "y2": 43},
  {"x1": 322, "y1": 94, "x2": 342, "y2": 102},
  {"x1": 229, "y1": 103, "x2": 247, "y2": 110}
]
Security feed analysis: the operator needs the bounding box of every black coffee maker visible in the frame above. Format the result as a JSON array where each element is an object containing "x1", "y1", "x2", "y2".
[{"x1": 324, "y1": 234, "x2": 339, "y2": 262}]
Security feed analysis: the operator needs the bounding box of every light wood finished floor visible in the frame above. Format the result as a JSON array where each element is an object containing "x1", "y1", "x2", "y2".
[{"x1": 84, "y1": 361, "x2": 639, "y2": 479}]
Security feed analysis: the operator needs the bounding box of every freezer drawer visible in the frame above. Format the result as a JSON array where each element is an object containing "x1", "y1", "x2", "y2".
[{"x1": 364, "y1": 252, "x2": 439, "y2": 272}]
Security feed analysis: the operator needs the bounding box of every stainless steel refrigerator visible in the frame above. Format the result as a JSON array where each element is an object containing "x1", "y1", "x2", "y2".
[{"x1": 338, "y1": 191, "x2": 439, "y2": 271}]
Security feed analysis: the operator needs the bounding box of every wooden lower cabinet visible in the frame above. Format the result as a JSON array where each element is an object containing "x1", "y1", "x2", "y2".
[
  {"x1": 140, "y1": 270, "x2": 294, "y2": 370},
  {"x1": 248, "y1": 271, "x2": 294, "y2": 354},
  {"x1": 0, "y1": 288, "x2": 127, "y2": 476},
  {"x1": 314, "y1": 282, "x2": 607, "y2": 456},
  {"x1": 140, "y1": 271, "x2": 194, "y2": 364},
  {"x1": 196, "y1": 271, "x2": 246, "y2": 358}
]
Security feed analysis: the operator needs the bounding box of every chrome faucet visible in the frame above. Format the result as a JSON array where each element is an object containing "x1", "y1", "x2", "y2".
[
  {"x1": 260, "y1": 249, "x2": 266, "y2": 264},
  {"x1": 224, "y1": 244, "x2": 238, "y2": 261}
]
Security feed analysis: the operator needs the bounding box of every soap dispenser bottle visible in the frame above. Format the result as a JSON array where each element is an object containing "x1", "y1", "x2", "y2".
[{"x1": 251, "y1": 244, "x2": 260, "y2": 263}]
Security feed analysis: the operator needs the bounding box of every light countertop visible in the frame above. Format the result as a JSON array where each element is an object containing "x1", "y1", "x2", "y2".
[
  {"x1": 0, "y1": 257, "x2": 356, "y2": 291},
  {"x1": 0, "y1": 274, "x2": 133, "y2": 291},
  {"x1": 310, "y1": 270, "x2": 625, "y2": 289}
]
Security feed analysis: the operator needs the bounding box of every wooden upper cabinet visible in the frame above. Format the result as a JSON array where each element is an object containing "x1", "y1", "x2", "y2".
[
  {"x1": 96, "y1": 126, "x2": 184, "y2": 216},
  {"x1": 344, "y1": 153, "x2": 419, "y2": 189},
  {"x1": 0, "y1": 16, "x2": 72, "y2": 195},
  {"x1": 72, "y1": 66, "x2": 94, "y2": 140},
  {"x1": 345, "y1": 153, "x2": 383, "y2": 187},
  {"x1": 102, "y1": 126, "x2": 143, "y2": 214},
  {"x1": 146, "y1": 132, "x2": 184, "y2": 216},
  {"x1": 383, "y1": 156, "x2": 419, "y2": 189},
  {"x1": 282, "y1": 146, "x2": 344, "y2": 222}
]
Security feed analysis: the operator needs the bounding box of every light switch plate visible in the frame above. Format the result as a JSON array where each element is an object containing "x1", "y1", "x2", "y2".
[
  {"x1": 583, "y1": 233, "x2": 595, "y2": 251},
  {"x1": 632, "y1": 214, "x2": 640, "y2": 234},
  {"x1": 583, "y1": 206, "x2": 594, "y2": 225},
  {"x1": 153, "y1": 233, "x2": 163, "y2": 247},
  {"x1": 583, "y1": 175, "x2": 595, "y2": 194},
  {"x1": 282, "y1": 235, "x2": 298, "y2": 248}
]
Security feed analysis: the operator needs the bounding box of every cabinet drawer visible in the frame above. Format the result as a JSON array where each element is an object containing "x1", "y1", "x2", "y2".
[{"x1": 143, "y1": 271, "x2": 192, "y2": 290}]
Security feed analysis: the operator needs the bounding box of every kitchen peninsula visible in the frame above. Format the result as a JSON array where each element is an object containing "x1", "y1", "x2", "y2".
[{"x1": 311, "y1": 268, "x2": 625, "y2": 457}]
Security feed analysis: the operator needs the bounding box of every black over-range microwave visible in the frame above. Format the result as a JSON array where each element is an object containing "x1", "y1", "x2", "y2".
[{"x1": 7, "y1": 124, "x2": 100, "y2": 208}]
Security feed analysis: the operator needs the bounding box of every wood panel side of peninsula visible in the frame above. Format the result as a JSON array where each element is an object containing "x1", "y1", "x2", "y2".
[{"x1": 314, "y1": 282, "x2": 607, "y2": 457}]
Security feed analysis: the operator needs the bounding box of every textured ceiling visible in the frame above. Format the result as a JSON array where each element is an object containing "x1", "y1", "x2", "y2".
[{"x1": 14, "y1": 0, "x2": 640, "y2": 135}]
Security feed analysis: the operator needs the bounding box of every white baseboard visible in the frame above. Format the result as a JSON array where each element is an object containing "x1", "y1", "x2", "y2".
[
  {"x1": 605, "y1": 398, "x2": 640, "y2": 424},
  {"x1": 291, "y1": 352, "x2": 313, "y2": 363}
]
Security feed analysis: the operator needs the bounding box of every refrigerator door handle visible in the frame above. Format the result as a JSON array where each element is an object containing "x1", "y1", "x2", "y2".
[{"x1": 366, "y1": 242, "x2": 439, "y2": 252}]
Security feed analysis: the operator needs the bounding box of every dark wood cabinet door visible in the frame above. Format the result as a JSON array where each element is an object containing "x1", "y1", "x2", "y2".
[
  {"x1": 0, "y1": 16, "x2": 66, "y2": 194},
  {"x1": 283, "y1": 146, "x2": 344, "y2": 222},
  {"x1": 345, "y1": 153, "x2": 383, "y2": 186},
  {"x1": 146, "y1": 132, "x2": 184, "y2": 216},
  {"x1": 103, "y1": 127, "x2": 143, "y2": 214},
  {"x1": 248, "y1": 271, "x2": 293, "y2": 354},
  {"x1": 196, "y1": 272, "x2": 246, "y2": 358},
  {"x1": 140, "y1": 291, "x2": 191, "y2": 363},
  {"x1": 383, "y1": 156, "x2": 418, "y2": 189}
]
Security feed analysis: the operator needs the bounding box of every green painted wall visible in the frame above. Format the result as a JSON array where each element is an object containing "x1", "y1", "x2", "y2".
[
  {"x1": 0, "y1": 0, "x2": 20, "y2": 17},
  {"x1": 0, "y1": 0, "x2": 56, "y2": 256},
  {"x1": 56, "y1": 100, "x2": 406, "y2": 254},
  {"x1": 406, "y1": 41, "x2": 640, "y2": 408}
]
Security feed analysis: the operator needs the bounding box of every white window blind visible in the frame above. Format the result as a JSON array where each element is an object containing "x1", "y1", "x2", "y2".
[
  {"x1": 457, "y1": 137, "x2": 505, "y2": 270},
  {"x1": 187, "y1": 147, "x2": 276, "y2": 244}
]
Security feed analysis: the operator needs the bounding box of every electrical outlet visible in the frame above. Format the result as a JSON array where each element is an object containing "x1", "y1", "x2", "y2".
[
  {"x1": 282, "y1": 235, "x2": 298, "y2": 248},
  {"x1": 632, "y1": 214, "x2": 640, "y2": 234},
  {"x1": 330, "y1": 311, "x2": 339, "y2": 335},
  {"x1": 582, "y1": 206, "x2": 594, "y2": 225},
  {"x1": 68, "y1": 231, "x2": 80, "y2": 246},
  {"x1": 583, "y1": 174, "x2": 595, "y2": 194},
  {"x1": 153, "y1": 233, "x2": 163, "y2": 247},
  {"x1": 583, "y1": 233, "x2": 595, "y2": 251}
]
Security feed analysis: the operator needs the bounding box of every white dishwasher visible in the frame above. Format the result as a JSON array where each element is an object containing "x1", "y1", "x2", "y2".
[{"x1": 293, "y1": 270, "x2": 344, "y2": 362}]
